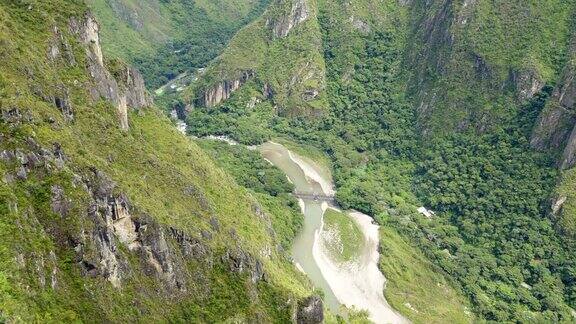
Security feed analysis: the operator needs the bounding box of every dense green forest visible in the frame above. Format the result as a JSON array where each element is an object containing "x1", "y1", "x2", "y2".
[
  {"x1": 180, "y1": 3, "x2": 576, "y2": 321},
  {"x1": 410, "y1": 93, "x2": 576, "y2": 321}
]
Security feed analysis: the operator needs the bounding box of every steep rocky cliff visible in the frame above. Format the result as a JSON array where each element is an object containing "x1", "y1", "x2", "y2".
[
  {"x1": 405, "y1": 0, "x2": 574, "y2": 135},
  {"x1": 268, "y1": 0, "x2": 310, "y2": 38},
  {"x1": 0, "y1": 2, "x2": 318, "y2": 322},
  {"x1": 197, "y1": 70, "x2": 255, "y2": 107},
  {"x1": 532, "y1": 38, "x2": 576, "y2": 244},
  {"x1": 531, "y1": 37, "x2": 576, "y2": 169},
  {"x1": 71, "y1": 13, "x2": 152, "y2": 130}
]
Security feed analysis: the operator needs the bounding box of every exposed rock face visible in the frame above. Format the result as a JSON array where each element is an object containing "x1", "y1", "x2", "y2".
[
  {"x1": 139, "y1": 222, "x2": 186, "y2": 291},
  {"x1": 170, "y1": 227, "x2": 210, "y2": 260},
  {"x1": 268, "y1": 0, "x2": 310, "y2": 38},
  {"x1": 222, "y1": 248, "x2": 266, "y2": 284},
  {"x1": 91, "y1": 227, "x2": 126, "y2": 288},
  {"x1": 51, "y1": 185, "x2": 70, "y2": 217},
  {"x1": 117, "y1": 65, "x2": 151, "y2": 108},
  {"x1": 560, "y1": 126, "x2": 576, "y2": 169},
  {"x1": 408, "y1": 0, "x2": 455, "y2": 120},
  {"x1": 82, "y1": 170, "x2": 190, "y2": 291},
  {"x1": 48, "y1": 25, "x2": 76, "y2": 65},
  {"x1": 551, "y1": 196, "x2": 568, "y2": 216},
  {"x1": 69, "y1": 13, "x2": 151, "y2": 130},
  {"x1": 511, "y1": 69, "x2": 544, "y2": 102},
  {"x1": 296, "y1": 295, "x2": 324, "y2": 324},
  {"x1": 350, "y1": 16, "x2": 371, "y2": 34},
  {"x1": 199, "y1": 71, "x2": 254, "y2": 107},
  {"x1": 107, "y1": 0, "x2": 146, "y2": 31},
  {"x1": 263, "y1": 83, "x2": 274, "y2": 99},
  {"x1": 0, "y1": 138, "x2": 67, "y2": 186},
  {"x1": 531, "y1": 53, "x2": 576, "y2": 169},
  {"x1": 456, "y1": 0, "x2": 478, "y2": 25}
]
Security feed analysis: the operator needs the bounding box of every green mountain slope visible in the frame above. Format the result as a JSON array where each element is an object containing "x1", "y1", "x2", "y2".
[
  {"x1": 406, "y1": 0, "x2": 575, "y2": 136},
  {"x1": 0, "y1": 1, "x2": 319, "y2": 322},
  {"x1": 185, "y1": 0, "x2": 328, "y2": 116},
  {"x1": 165, "y1": 0, "x2": 576, "y2": 322},
  {"x1": 86, "y1": 0, "x2": 270, "y2": 88}
]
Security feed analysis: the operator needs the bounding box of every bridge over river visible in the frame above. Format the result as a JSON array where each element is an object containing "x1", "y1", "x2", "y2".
[{"x1": 293, "y1": 191, "x2": 335, "y2": 202}]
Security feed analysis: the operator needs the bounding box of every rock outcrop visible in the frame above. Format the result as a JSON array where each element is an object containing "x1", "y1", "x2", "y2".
[
  {"x1": 531, "y1": 41, "x2": 576, "y2": 169},
  {"x1": 198, "y1": 70, "x2": 254, "y2": 107},
  {"x1": 81, "y1": 169, "x2": 192, "y2": 291},
  {"x1": 296, "y1": 295, "x2": 324, "y2": 324},
  {"x1": 268, "y1": 0, "x2": 310, "y2": 38},
  {"x1": 69, "y1": 13, "x2": 151, "y2": 129},
  {"x1": 222, "y1": 249, "x2": 266, "y2": 284},
  {"x1": 512, "y1": 69, "x2": 545, "y2": 102}
]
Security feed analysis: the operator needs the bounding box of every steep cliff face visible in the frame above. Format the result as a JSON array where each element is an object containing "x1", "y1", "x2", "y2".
[
  {"x1": 0, "y1": 2, "x2": 316, "y2": 322},
  {"x1": 268, "y1": 0, "x2": 310, "y2": 38},
  {"x1": 190, "y1": 0, "x2": 326, "y2": 116},
  {"x1": 531, "y1": 38, "x2": 576, "y2": 169},
  {"x1": 405, "y1": 0, "x2": 574, "y2": 135},
  {"x1": 68, "y1": 13, "x2": 152, "y2": 129},
  {"x1": 198, "y1": 70, "x2": 255, "y2": 107}
]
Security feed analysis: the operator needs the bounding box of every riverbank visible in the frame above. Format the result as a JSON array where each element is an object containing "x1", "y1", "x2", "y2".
[
  {"x1": 262, "y1": 141, "x2": 408, "y2": 323},
  {"x1": 197, "y1": 136, "x2": 475, "y2": 323}
]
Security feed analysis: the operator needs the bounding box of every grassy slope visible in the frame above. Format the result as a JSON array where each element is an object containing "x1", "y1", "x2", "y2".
[
  {"x1": 323, "y1": 208, "x2": 364, "y2": 263},
  {"x1": 0, "y1": 1, "x2": 309, "y2": 321},
  {"x1": 379, "y1": 226, "x2": 472, "y2": 323},
  {"x1": 195, "y1": 139, "x2": 304, "y2": 249}
]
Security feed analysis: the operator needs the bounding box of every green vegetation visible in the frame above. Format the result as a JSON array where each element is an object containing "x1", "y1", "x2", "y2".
[
  {"x1": 406, "y1": 90, "x2": 576, "y2": 322},
  {"x1": 196, "y1": 139, "x2": 303, "y2": 249},
  {"x1": 0, "y1": 1, "x2": 313, "y2": 321},
  {"x1": 182, "y1": 0, "x2": 475, "y2": 322},
  {"x1": 87, "y1": 0, "x2": 270, "y2": 88},
  {"x1": 322, "y1": 209, "x2": 364, "y2": 263},
  {"x1": 378, "y1": 226, "x2": 472, "y2": 323},
  {"x1": 187, "y1": 0, "x2": 328, "y2": 114},
  {"x1": 178, "y1": 0, "x2": 576, "y2": 321},
  {"x1": 407, "y1": 0, "x2": 575, "y2": 135},
  {"x1": 554, "y1": 168, "x2": 576, "y2": 241},
  {"x1": 7, "y1": 0, "x2": 576, "y2": 321},
  {"x1": 186, "y1": 85, "x2": 276, "y2": 145}
]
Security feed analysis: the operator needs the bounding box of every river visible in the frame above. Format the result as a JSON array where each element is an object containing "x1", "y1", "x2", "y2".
[{"x1": 259, "y1": 142, "x2": 408, "y2": 324}]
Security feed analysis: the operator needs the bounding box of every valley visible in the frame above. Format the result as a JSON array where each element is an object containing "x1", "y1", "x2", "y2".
[
  {"x1": 2, "y1": 0, "x2": 576, "y2": 323},
  {"x1": 261, "y1": 140, "x2": 408, "y2": 323}
]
